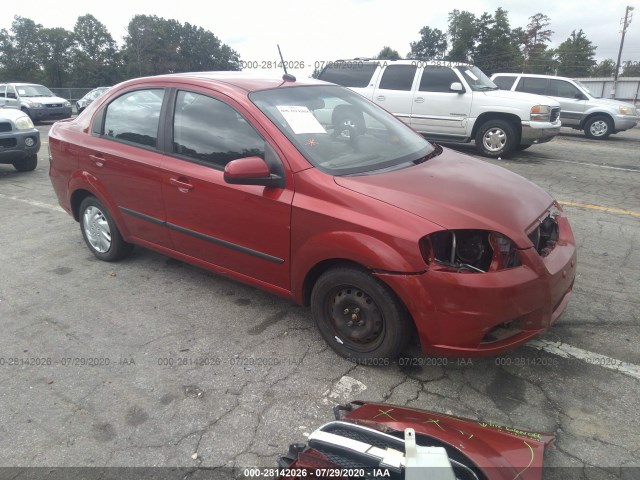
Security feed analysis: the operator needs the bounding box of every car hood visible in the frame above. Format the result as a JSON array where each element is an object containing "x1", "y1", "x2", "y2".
[
  {"x1": 0, "y1": 107, "x2": 30, "y2": 121},
  {"x1": 481, "y1": 88, "x2": 561, "y2": 107},
  {"x1": 587, "y1": 96, "x2": 637, "y2": 110},
  {"x1": 22, "y1": 96, "x2": 67, "y2": 104},
  {"x1": 334, "y1": 148, "x2": 553, "y2": 244}
]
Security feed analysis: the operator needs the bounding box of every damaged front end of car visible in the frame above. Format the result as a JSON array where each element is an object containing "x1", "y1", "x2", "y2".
[{"x1": 277, "y1": 401, "x2": 555, "y2": 480}]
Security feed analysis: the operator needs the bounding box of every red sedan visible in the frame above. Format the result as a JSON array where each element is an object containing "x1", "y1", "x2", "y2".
[{"x1": 48, "y1": 72, "x2": 577, "y2": 361}]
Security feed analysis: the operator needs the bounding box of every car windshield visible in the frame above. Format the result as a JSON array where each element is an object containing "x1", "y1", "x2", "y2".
[
  {"x1": 16, "y1": 85, "x2": 55, "y2": 97},
  {"x1": 250, "y1": 85, "x2": 434, "y2": 175},
  {"x1": 455, "y1": 66, "x2": 498, "y2": 91}
]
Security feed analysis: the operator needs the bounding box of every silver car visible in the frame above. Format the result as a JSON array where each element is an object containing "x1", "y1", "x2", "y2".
[{"x1": 491, "y1": 73, "x2": 638, "y2": 140}]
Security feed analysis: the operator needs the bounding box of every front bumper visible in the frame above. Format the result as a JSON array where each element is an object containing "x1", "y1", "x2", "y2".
[
  {"x1": 0, "y1": 130, "x2": 41, "y2": 164},
  {"x1": 28, "y1": 106, "x2": 72, "y2": 122},
  {"x1": 613, "y1": 114, "x2": 639, "y2": 132},
  {"x1": 520, "y1": 120, "x2": 561, "y2": 145},
  {"x1": 375, "y1": 216, "x2": 577, "y2": 357}
]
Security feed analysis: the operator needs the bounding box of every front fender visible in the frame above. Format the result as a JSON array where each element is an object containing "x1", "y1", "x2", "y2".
[{"x1": 291, "y1": 230, "x2": 424, "y2": 304}]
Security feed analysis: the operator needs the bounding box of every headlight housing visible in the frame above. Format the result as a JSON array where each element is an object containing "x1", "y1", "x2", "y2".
[
  {"x1": 419, "y1": 229, "x2": 521, "y2": 273},
  {"x1": 530, "y1": 105, "x2": 551, "y2": 122},
  {"x1": 64, "y1": 101, "x2": 71, "y2": 107},
  {"x1": 15, "y1": 116, "x2": 35, "y2": 130},
  {"x1": 619, "y1": 105, "x2": 636, "y2": 115}
]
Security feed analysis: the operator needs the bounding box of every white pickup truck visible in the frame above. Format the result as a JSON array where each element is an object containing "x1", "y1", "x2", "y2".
[{"x1": 318, "y1": 60, "x2": 561, "y2": 157}]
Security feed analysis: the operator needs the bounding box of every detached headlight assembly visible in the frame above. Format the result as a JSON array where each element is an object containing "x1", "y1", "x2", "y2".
[
  {"x1": 419, "y1": 229, "x2": 521, "y2": 273},
  {"x1": 15, "y1": 116, "x2": 35, "y2": 130},
  {"x1": 530, "y1": 105, "x2": 551, "y2": 122}
]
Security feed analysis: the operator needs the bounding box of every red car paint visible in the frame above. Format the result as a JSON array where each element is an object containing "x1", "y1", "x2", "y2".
[
  {"x1": 278, "y1": 401, "x2": 555, "y2": 480},
  {"x1": 48, "y1": 73, "x2": 576, "y2": 357}
]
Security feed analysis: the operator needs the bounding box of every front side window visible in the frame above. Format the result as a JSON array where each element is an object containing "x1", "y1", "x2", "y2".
[
  {"x1": 516, "y1": 77, "x2": 548, "y2": 95},
  {"x1": 378, "y1": 65, "x2": 417, "y2": 91},
  {"x1": 419, "y1": 67, "x2": 461, "y2": 92},
  {"x1": 173, "y1": 91, "x2": 265, "y2": 169},
  {"x1": 251, "y1": 85, "x2": 433, "y2": 176},
  {"x1": 103, "y1": 89, "x2": 165, "y2": 148},
  {"x1": 546, "y1": 79, "x2": 581, "y2": 99},
  {"x1": 492, "y1": 76, "x2": 517, "y2": 90}
]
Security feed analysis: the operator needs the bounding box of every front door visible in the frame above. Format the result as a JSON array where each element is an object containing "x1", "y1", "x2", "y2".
[{"x1": 161, "y1": 89, "x2": 293, "y2": 290}]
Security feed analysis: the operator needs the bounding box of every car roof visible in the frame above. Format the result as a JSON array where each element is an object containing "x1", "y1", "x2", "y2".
[
  {"x1": 327, "y1": 59, "x2": 474, "y2": 68},
  {"x1": 125, "y1": 71, "x2": 330, "y2": 93}
]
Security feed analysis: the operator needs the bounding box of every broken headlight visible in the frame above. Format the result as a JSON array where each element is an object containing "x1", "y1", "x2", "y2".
[{"x1": 420, "y1": 229, "x2": 521, "y2": 273}]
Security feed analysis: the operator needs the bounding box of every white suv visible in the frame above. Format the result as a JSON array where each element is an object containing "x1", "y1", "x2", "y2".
[
  {"x1": 318, "y1": 60, "x2": 561, "y2": 157},
  {"x1": 491, "y1": 73, "x2": 639, "y2": 140}
]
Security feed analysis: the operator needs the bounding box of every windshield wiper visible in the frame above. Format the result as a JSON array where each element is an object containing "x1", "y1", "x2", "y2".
[{"x1": 413, "y1": 144, "x2": 443, "y2": 165}]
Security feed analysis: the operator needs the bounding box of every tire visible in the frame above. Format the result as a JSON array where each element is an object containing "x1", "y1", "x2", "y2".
[
  {"x1": 474, "y1": 119, "x2": 517, "y2": 158},
  {"x1": 311, "y1": 266, "x2": 411, "y2": 362},
  {"x1": 13, "y1": 154, "x2": 37, "y2": 172},
  {"x1": 79, "y1": 196, "x2": 133, "y2": 262},
  {"x1": 584, "y1": 115, "x2": 613, "y2": 140}
]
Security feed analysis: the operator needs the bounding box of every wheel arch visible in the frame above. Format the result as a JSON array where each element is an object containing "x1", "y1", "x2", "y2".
[
  {"x1": 471, "y1": 112, "x2": 522, "y2": 140},
  {"x1": 579, "y1": 111, "x2": 614, "y2": 130}
]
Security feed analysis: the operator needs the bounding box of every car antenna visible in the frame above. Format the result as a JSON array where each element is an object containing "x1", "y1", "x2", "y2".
[{"x1": 277, "y1": 44, "x2": 296, "y2": 83}]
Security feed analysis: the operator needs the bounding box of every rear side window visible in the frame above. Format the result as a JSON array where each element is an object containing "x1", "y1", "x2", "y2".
[
  {"x1": 516, "y1": 77, "x2": 548, "y2": 95},
  {"x1": 172, "y1": 91, "x2": 265, "y2": 169},
  {"x1": 318, "y1": 63, "x2": 377, "y2": 88},
  {"x1": 492, "y1": 76, "x2": 517, "y2": 90},
  {"x1": 419, "y1": 66, "x2": 460, "y2": 92},
  {"x1": 103, "y1": 89, "x2": 165, "y2": 148},
  {"x1": 379, "y1": 65, "x2": 417, "y2": 91}
]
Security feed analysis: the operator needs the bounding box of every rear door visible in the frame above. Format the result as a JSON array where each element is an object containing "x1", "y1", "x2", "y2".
[{"x1": 371, "y1": 64, "x2": 418, "y2": 125}]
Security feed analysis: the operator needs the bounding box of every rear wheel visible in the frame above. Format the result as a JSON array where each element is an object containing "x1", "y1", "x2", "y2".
[
  {"x1": 475, "y1": 119, "x2": 517, "y2": 158},
  {"x1": 584, "y1": 115, "x2": 612, "y2": 140},
  {"x1": 79, "y1": 196, "x2": 133, "y2": 261},
  {"x1": 13, "y1": 153, "x2": 37, "y2": 172},
  {"x1": 311, "y1": 267, "x2": 411, "y2": 362}
]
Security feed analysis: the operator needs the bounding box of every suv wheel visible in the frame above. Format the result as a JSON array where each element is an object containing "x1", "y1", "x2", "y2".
[
  {"x1": 79, "y1": 196, "x2": 133, "y2": 261},
  {"x1": 584, "y1": 115, "x2": 612, "y2": 140},
  {"x1": 13, "y1": 153, "x2": 37, "y2": 172},
  {"x1": 475, "y1": 119, "x2": 517, "y2": 158},
  {"x1": 311, "y1": 266, "x2": 411, "y2": 362}
]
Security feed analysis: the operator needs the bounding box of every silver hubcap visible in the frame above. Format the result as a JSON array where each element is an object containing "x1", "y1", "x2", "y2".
[
  {"x1": 483, "y1": 127, "x2": 507, "y2": 152},
  {"x1": 83, "y1": 206, "x2": 111, "y2": 253},
  {"x1": 589, "y1": 120, "x2": 608, "y2": 137}
]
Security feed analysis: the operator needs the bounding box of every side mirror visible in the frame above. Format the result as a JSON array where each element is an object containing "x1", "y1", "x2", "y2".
[
  {"x1": 224, "y1": 156, "x2": 284, "y2": 188},
  {"x1": 574, "y1": 92, "x2": 587, "y2": 100},
  {"x1": 450, "y1": 82, "x2": 464, "y2": 93}
]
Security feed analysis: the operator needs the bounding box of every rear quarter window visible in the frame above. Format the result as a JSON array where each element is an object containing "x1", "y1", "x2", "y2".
[{"x1": 318, "y1": 63, "x2": 377, "y2": 88}]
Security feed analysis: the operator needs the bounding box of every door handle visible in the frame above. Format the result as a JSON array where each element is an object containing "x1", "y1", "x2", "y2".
[
  {"x1": 169, "y1": 177, "x2": 194, "y2": 191},
  {"x1": 414, "y1": 97, "x2": 424, "y2": 103},
  {"x1": 377, "y1": 95, "x2": 386, "y2": 101},
  {"x1": 89, "y1": 154, "x2": 105, "y2": 167}
]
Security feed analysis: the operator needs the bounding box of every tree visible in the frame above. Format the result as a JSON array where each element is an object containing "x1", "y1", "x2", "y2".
[
  {"x1": 555, "y1": 29, "x2": 596, "y2": 77},
  {"x1": 473, "y1": 8, "x2": 523, "y2": 74},
  {"x1": 70, "y1": 14, "x2": 121, "y2": 86},
  {"x1": 40, "y1": 27, "x2": 74, "y2": 87},
  {"x1": 621, "y1": 61, "x2": 640, "y2": 77},
  {"x1": 447, "y1": 10, "x2": 477, "y2": 62},
  {"x1": 591, "y1": 59, "x2": 616, "y2": 77},
  {"x1": 376, "y1": 46, "x2": 401, "y2": 60},
  {"x1": 408, "y1": 26, "x2": 447, "y2": 60},
  {"x1": 521, "y1": 13, "x2": 556, "y2": 74},
  {"x1": 0, "y1": 16, "x2": 44, "y2": 82}
]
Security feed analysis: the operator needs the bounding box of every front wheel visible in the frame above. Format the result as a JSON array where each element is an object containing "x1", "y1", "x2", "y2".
[
  {"x1": 474, "y1": 119, "x2": 517, "y2": 158},
  {"x1": 79, "y1": 196, "x2": 133, "y2": 261},
  {"x1": 584, "y1": 115, "x2": 613, "y2": 140},
  {"x1": 13, "y1": 153, "x2": 37, "y2": 172},
  {"x1": 311, "y1": 267, "x2": 411, "y2": 362}
]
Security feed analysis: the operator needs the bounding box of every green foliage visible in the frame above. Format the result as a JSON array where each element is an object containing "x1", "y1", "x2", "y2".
[
  {"x1": 447, "y1": 10, "x2": 476, "y2": 62},
  {"x1": 376, "y1": 46, "x2": 401, "y2": 60},
  {"x1": 556, "y1": 29, "x2": 596, "y2": 77},
  {"x1": 408, "y1": 26, "x2": 447, "y2": 60},
  {"x1": 521, "y1": 13, "x2": 556, "y2": 74},
  {"x1": 0, "y1": 13, "x2": 240, "y2": 88},
  {"x1": 621, "y1": 61, "x2": 640, "y2": 77},
  {"x1": 591, "y1": 59, "x2": 616, "y2": 77},
  {"x1": 473, "y1": 8, "x2": 523, "y2": 74}
]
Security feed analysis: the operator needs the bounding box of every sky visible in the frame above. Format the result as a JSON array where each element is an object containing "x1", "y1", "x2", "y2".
[{"x1": 2, "y1": 0, "x2": 639, "y2": 78}]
